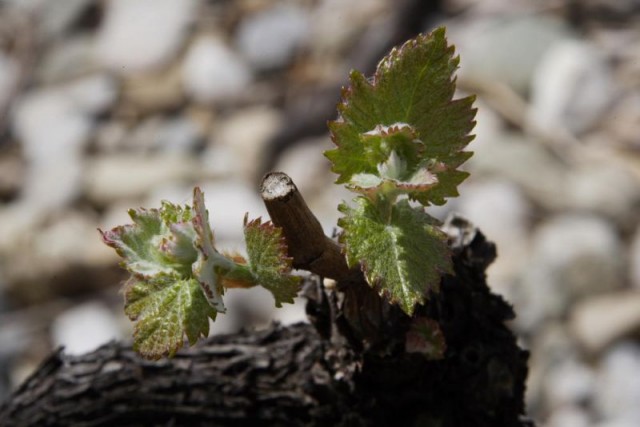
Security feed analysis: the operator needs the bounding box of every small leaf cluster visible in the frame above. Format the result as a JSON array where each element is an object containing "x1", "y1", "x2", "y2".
[
  {"x1": 100, "y1": 188, "x2": 299, "y2": 359},
  {"x1": 326, "y1": 27, "x2": 476, "y2": 315},
  {"x1": 100, "y1": 27, "x2": 475, "y2": 359}
]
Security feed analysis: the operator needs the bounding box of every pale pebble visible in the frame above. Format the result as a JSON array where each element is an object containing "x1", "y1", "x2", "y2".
[
  {"x1": 236, "y1": 3, "x2": 309, "y2": 71},
  {"x1": 212, "y1": 107, "x2": 282, "y2": 181},
  {"x1": 84, "y1": 154, "x2": 201, "y2": 205},
  {"x1": 570, "y1": 291, "x2": 640, "y2": 354},
  {"x1": 457, "y1": 179, "x2": 531, "y2": 298},
  {"x1": 51, "y1": 302, "x2": 123, "y2": 355},
  {"x1": 514, "y1": 214, "x2": 623, "y2": 331},
  {"x1": 468, "y1": 132, "x2": 568, "y2": 210},
  {"x1": 451, "y1": 15, "x2": 572, "y2": 95},
  {"x1": 529, "y1": 39, "x2": 615, "y2": 135},
  {"x1": 182, "y1": 36, "x2": 252, "y2": 103},
  {"x1": 34, "y1": 210, "x2": 113, "y2": 267},
  {"x1": 544, "y1": 358, "x2": 595, "y2": 407},
  {"x1": 199, "y1": 180, "x2": 268, "y2": 247},
  {"x1": 96, "y1": 0, "x2": 197, "y2": 73},
  {"x1": 545, "y1": 405, "x2": 591, "y2": 427},
  {"x1": 594, "y1": 342, "x2": 640, "y2": 421}
]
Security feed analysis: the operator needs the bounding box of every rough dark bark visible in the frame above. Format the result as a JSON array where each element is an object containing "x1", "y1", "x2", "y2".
[
  {"x1": 0, "y1": 324, "x2": 331, "y2": 427},
  {"x1": 0, "y1": 215, "x2": 533, "y2": 427}
]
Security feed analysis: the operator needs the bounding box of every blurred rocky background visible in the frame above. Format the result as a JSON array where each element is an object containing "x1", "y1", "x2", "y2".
[{"x1": 0, "y1": 0, "x2": 639, "y2": 425}]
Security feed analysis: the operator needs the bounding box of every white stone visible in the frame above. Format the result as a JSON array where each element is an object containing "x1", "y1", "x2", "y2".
[
  {"x1": 13, "y1": 89, "x2": 89, "y2": 163},
  {"x1": 0, "y1": 0, "x2": 45, "y2": 12},
  {"x1": 10, "y1": 76, "x2": 118, "y2": 211},
  {"x1": 143, "y1": 182, "x2": 193, "y2": 210},
  {"x1": 84, "y1": 154, "x2": 201, "y2": 204},
  {"x1": 236, "y1": 3, "x2": 309, "y2": 71},
  {"x1": 273, "y1": 136, "x2": 333, "y2": 196},
  {"x1": 514, "y1": 214, "x2": 623, "y2": 331},
  {"x1": 467, "y1": 132, "x2": 568, "y2": 209},
  {"x1": 13, "y1": 74, "x2": 117, "y2": 159},
  {"x1": 544, "y1": 358, "x2": 595, "y2": 407},
  {"x1": 545, "y1": 405, "x2": 591, "y2": 427},
  {"x1": 199, "y1": 180, "x2": 268, "y2": 247},
  {"x1": 566, "y1": 159, "x2": 640, "y2": 226},
  {"x1": 210, "y1": 106, "x2": 282, "y2": 181},
  {"x1": 64, "y1": 73, "x2": 119, "y2": 115},
  {"x1": 120, "y1": 115, "x2": 204, "y2": 153},
  {"x1": 0, "y1": 203, "x2": 43, "y2": 254},
  {"x1": 457, "y1": 179, "x2": 531, "y2": 297},
  {"x1": 594, "y1": 342, "x2": 640, "y2": 422},
  {"x1": 526, "y1": 323, "x2": 581, "y2": 412},
  {"x1": 182, "y1": 36, "x2": 252, "y2": 103},
  {"x1": 0, "y1": 319, "x2": 31, "y2": 359},
  {"x1": 533, "y1": 215, "x2": 623, "y2": 296},
  {"x1": 34, "y1": 211, "x2": 113, "y2": 267},
  {"x1": 468, "y1": 99, "x2": 504, "y2": 148},
  {"x1": 0, "y1": 210, "x2": 115, "y2": 287},
  {"x1": 96, "y1": 0, "x2": 196, "y2": 73},
  {"x1": 529, "y1": 39, "x2": 615, "y2": 135},
  {"x1": 200, "y1": 143, "x2": 238, "y2": 178},
  {"x1": 208, "y1": 274, "x2": 307, "y2": 330},
  {"x1": 309, "y1": 0, "x2": 388, "y2": 54},
  {"x1": 10, "y1": 74, "x2": 116, "y2": 212},
  {"x1": 593, "y1": 416, "x2": 640, "y2": 427},
  {"x1": 51, "y1": 301, "x2": 123, "y2": 355},
  {"x1": 271, "y1": 298, "x2": 307, "y2": 326},
  {"x1": 457, "y1": 180, "x2": 530, "y2": 248},
  {"x1": 156, "y1": 115, "x2": 204, "y2": 153},
  {"x1": 450, "y1": 15, "x2": 572, "y2": 94},
  {"x1": 570, "y1": 292, "x2": 640, "y2": 354},
  {"x1": 21, "y1": 159, "x2": 84, "y2": 211}
]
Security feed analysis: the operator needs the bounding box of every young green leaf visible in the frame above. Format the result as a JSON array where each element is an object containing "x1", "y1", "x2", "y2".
[
  {"x1": 124, "y1": 276, "x2": 217, "y2": 359},
  {"x1": 100, "y1": 206, "x2": 193, "y2": 279},
  {"x1": 338, "y1": 197, "x2": 452, "y2": 315},
  {"x1": 100, "y1": 187, "x2": 235, "y2": 358},
  {"x1": 244, "y1": 216, "x2": 300, "y2": 307},
  {"x1": 346, "y1": 125, "x2": 436, "y2": 196},
  {"x1": 325, "y1": 27, "x2": 475, "y2": 206}
]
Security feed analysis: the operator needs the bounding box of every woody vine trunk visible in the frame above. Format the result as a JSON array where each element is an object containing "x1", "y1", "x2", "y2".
[{"x1": 1, "y1": 173, "x2": 532, "y2": 426}]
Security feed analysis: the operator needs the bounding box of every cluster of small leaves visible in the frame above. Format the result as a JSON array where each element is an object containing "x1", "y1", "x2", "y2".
[
  {"x1": 101, "y1": 27, "x2": 474, "y2": 359},
  {"x1": 326, "y1": 27, "x2": 476, "y2": 315},
  {"x1": 100, "y1": 188, "x2": 299, "y2": 359}
]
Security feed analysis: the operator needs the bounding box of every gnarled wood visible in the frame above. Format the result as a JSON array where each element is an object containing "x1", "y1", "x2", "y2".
[
  {"x1": 2, "y1": 324, "x2": 350, "y2": 427},
  {"x1": 1, "y1": 215, "x2": 533, "y2": 426}
]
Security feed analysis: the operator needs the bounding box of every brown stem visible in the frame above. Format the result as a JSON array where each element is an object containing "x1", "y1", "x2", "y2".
[{"x1": 260, "y1": 172, "x2": 358, "y2": 282}]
